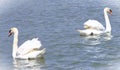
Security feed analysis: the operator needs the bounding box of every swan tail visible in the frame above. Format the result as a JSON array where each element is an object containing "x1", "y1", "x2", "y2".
[
  {"x1": 37, "y1": 48, "x2": 46, "y2": 57},
  {"x1": 40, "y1": 48, "x2": 46, "y2": 55}
]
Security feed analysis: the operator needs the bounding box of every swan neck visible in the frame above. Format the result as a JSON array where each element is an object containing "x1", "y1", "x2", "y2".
[
  {"x1": 104, "y1": 10, "x2": 111, "y2": 32},
  {"x1": 13, "y1": 31, "x2": 18, "y2": 58}
]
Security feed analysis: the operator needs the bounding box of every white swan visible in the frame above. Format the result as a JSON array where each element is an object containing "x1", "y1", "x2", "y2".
[
  {"x1": 77, "y1": 7, "x2": 112, "y2": 36},
  {"x1": 8, "y1": 27, "x2": 46, "y2": 59}
]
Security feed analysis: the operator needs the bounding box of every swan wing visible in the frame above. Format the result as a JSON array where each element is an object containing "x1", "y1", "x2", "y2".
[
  {"x1": 16, "y1": 48, "x2": 46, "y2": 59},
  {"x1": 17, "y1": 38, "x2": 42, "y2": 55},
  {"x1": 84, "y1": 20, "x2": 105, "y2": 31}
]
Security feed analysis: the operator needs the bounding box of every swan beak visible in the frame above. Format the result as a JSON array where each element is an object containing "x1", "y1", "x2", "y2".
[
  {"x1": 8, "y1": 30, "x2": 12, "y2": 37},
  {"x1": 109, "y1": 9, "x2": 112, "y2": 15}
]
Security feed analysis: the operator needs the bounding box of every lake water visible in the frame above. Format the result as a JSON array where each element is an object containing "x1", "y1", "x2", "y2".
[{"x1": 0, "y1": 0, "x2": 120, "y2": 70}]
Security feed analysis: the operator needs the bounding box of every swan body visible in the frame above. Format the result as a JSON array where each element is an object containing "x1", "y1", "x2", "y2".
[
  {"x1": 9, "y1": 27, "x2": 46, "y2": 59},
  {"x1": 77, "y1": 7, "x2": 112, "y2": 36}
]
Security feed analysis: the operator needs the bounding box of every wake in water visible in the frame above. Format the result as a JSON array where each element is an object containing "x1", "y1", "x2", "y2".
[{"x1": 80, "y1": 34, "x2": 112, "y2": 45}]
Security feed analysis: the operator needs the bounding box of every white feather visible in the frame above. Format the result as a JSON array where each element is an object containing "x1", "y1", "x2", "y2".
[
  {"x1": 84, "y1": 20, "x2": 105, "y2": 31},
  {"x1": 17, "y1": 38, "x2": 42, "y2": 55}
]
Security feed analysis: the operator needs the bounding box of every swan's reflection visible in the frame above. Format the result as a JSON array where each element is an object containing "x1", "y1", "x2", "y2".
[
  {"x1": 13, "y1": 57, "x2": 45, "y2": 70},
  {"x1": 81, "y1": 35, "x2": 101, "y2": 45},
  {"x1": 80, "y1": 34, "x2": 112, "y2": 45}
]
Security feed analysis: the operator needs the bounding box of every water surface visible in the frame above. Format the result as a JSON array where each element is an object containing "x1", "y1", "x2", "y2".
[{"x1": 0, "y1": 0, "x2": 120, "y2": 70}]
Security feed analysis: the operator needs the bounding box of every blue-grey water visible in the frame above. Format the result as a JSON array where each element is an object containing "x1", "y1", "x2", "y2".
[{"x1": 0, "y1": 0, "x2": 120, "y2": 70}]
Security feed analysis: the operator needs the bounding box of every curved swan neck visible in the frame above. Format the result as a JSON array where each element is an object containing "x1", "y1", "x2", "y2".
[
  {"x1": 12, "y1": 31, "x2": 19, "y2": 58},
  {"x1": 104, "y1": 9, "x2": 111, "y2": 32}
]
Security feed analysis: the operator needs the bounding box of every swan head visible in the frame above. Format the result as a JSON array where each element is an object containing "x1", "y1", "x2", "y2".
[
  {"x1": 8, "y1": 27, "x2": 18, "y2": 37},
  {"x1": 104, "y1": 7, "x2": 112, "y2": 15}
]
